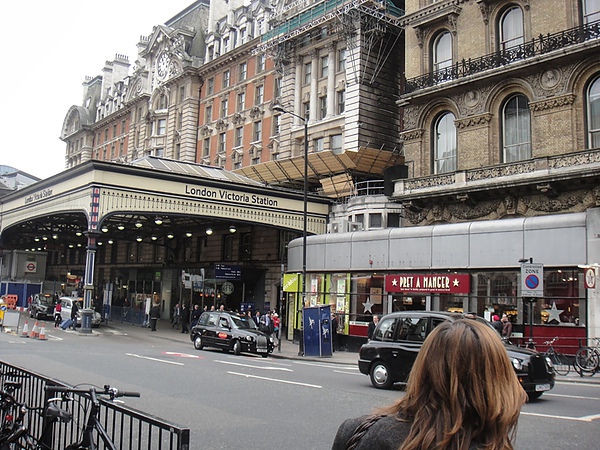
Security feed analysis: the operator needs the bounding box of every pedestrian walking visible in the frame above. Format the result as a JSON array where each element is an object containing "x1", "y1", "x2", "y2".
[
  {"x1": 180, "y1": 304, "x2": 190, "y2": 333},
  {"x1": 53, "y1": 299, "x2": 62, "y2": 328},
  {"x1": 149, "y1": 302, "x2": 160, "y2": 331},
  {"x1": 172, "y1": 303, "x2": 181, "y2": 329}
]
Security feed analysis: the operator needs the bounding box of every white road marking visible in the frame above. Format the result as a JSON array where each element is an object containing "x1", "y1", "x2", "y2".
[
  {"x1": 555, "y1": 381, "x2": 600, "y2": 388},
  {"x1": 294, "y1": 361, "x2": 356, "y2": 370},
  {"x1": 521, "y1": 411, "x2": 600, "y2": 422},
  {"x1": 333, "y1": 370, "x2": 363, "y2": 376},
  {"x1": 126, "y1": 353, "x2": 184, "y2": 366},
  {"x1": 545, "y1": 393, "x2": 600, "y2": 401},
  {"x1": 227, "y1": 371, "x2": 321, "y2": 388},
  {"x1": 163, "y1": 352, "x2": 201, "y2": 359},
  {"x1": 215, "y1": 360, "x2": 292, "y2": 371}
]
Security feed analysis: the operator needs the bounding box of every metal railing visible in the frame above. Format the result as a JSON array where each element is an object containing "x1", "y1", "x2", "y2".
[
  {"x1": 1, "y1": 361, "x2": 190, "y2": 449},
  {"x1": 405, "y1": 20, "x2": 600, "y2": 94}
]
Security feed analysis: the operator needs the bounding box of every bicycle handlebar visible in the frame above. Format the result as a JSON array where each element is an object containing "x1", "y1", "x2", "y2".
[{"x1": 45, "y1": 385, "x2": 141, "y2": 399}]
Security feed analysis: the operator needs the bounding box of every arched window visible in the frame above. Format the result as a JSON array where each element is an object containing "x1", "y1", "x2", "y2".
[
  {"x1": 433, "y1": 112, "x2": 457, "y2": 174},
  {"x1": 583, "y1": 0, "x2": 600, "y2": 24},
  {"x1": 499, "y1": 6, "x2": 524, "y2": 50},
  {"x1": 156, "y1": 94, "x2": 168, "y2": 110},
  {"x1": 587, "y1": 76, "x2": 600, "y2": 148},
  {"x1": 432, "y1": 31, "x2": 452, "y2": 72},
  {"x1": 502, "y1": 94, "x2": 531, "y2": 162}
]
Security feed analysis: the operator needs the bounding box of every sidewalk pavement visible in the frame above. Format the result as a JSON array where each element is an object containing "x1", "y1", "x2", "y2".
[{"x1": 70, "y1": 318, "x2": 600, "y2": 384}]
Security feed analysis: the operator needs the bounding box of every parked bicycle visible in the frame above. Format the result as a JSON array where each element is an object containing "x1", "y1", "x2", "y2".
[
  {"x1": 1, "y1": 384, "x2": 139, "y2": 450},
  {"x1": 574, "y1": 337, "x2": 600, "y2": 377},
  {"x1": 45, "y1": 385, "x2": 140, "y2": 450},
  {"x1": 541, "y1": 337, "x2": 571, "y2": 376}
]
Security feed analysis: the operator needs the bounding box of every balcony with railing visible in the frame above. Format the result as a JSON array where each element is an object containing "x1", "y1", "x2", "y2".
[{"x1": 405, "y1": 20, "x2": 600, "y2": 94}]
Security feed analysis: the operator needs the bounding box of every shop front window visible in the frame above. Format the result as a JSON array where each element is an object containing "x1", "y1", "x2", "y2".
[
  {"x1": 477, "y1": 272, "x2": 518, "y2": 324},
  {"x1": 542, "y1": 270, "x2": 582, "y2": 326},
  {"x1": 349, "y1": 275, "x2": 384, "y2": 322},
  {"x1": 307, "y1": 273, "x2": 325, "y2": 306}
]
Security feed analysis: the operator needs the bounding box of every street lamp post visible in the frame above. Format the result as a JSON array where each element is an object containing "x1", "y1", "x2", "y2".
[{"x1": 274, "y1": 105, "x2": 308, "y2": 356}]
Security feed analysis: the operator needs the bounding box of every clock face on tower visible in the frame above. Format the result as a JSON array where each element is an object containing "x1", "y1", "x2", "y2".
[{"x1": 157, "y1": 52, "x2": 170, "y2": 79}]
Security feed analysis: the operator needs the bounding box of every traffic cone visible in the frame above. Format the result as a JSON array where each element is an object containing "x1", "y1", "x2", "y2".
[
  {"x1": 21, "y1": 320, "x2": 29, "y2": 338},
  {"x1": 38, "y1": 323, "x2": 47, "y2": 341},
  {"x1": 29, "y1": 321, "x2": 39, "y2": 339}
]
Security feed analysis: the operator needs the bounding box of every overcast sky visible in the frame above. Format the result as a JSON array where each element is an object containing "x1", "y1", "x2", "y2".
[{"x1": 0, "y1": 0, "x2": 196, "y2": 180}]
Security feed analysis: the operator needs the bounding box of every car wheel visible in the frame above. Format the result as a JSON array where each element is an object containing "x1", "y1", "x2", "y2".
[
  {"x1": 528, "y1": 391, "x2": 543, "y2": 401},
  {"x1": 370, "y1": 361, "x2": 393, "y2": 389},
  {"x1": 233, "y1": 340, "x2": 242, "y2": 356},
  {"x1": 193, "y1": 335, "x2": 204, "y2": 350},
  {"x1": 261, "y1": 353, "x2": 269, "y2": 358}
]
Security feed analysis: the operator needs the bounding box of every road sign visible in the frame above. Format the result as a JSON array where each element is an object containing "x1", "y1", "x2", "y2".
[
  {"x1": 521, "y1": 263, "x2": 544, "y2": 297},
  {"x1": 584, "y1": 267, "x2": 596, "y2": 289}
]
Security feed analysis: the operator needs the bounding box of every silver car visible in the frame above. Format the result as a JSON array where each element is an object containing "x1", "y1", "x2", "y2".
[{"x1": 59, "y1": 296, "x2": 102, "y2": 327}]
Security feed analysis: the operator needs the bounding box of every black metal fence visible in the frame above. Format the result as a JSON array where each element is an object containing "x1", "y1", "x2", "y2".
[
  {"x1": 405, "y1": 20, "x2": 600, "y2": 93},
  {"x1": 1, "y1": 361, "x2": 190, "y2": 449}
]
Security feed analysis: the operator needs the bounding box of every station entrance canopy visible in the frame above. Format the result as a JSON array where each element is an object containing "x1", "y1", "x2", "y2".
[
  {"x1": 0, "y1": 156, "x2": 331, "y2": 250},
  {"x1": 233, "y1": 147, "x2": 404, "y2": 198}
]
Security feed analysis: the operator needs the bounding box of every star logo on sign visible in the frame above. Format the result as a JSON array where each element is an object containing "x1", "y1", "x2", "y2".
[
  {"x1": 544, "y1": 301, "x2": 563, "y2": 324},
  {"x1": 362, "y1": 299, "x2": 374, "y2": 313},
  {"x1": 453, "y1": 278, "x2": 460, "y2": 287},
  {"x1": 391, "y1": 278, "x2": 398, "y2": 286}
]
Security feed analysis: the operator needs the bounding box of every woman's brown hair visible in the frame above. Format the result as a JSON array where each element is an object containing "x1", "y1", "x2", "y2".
[{"x1": 383, "y1": 318, "x2": 526, "y2": 450}]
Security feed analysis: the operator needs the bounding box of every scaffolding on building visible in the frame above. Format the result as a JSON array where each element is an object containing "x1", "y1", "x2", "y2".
[{"x1": 253, "y1": 0, "x2": 405, "y2": 55}]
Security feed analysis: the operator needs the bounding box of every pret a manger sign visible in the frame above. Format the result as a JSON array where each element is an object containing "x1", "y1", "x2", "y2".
[{"x1": 385, "y1": 274, "x2": 471, "y2": 294}]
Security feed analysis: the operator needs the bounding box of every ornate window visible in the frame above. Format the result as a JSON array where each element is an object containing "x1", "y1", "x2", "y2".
[
  {"x1": 221, "y1": 98, "x2": 228, "y2": 118},
  {"x1": 338, "y1": 48, "x2": 346, "y2": 72},
  {"x1": 235, "y1": 126, "x2": 244, "y2": 148},
  {"x1": 499, "y1": 6, "x2": 524, "y2": 50},
  {"x1": 253, "y1": 121, "x2": 262, "y2": 142},
  {"x1": 432, "y1": 31, "x2": 452, "y2": 72},
  {"x1": 433, "y1": 112, "x2": 457, "y2": 174},
  {"x1": 255, "y1": 85, "x2": 264, "y2": 105},
  {"x1": 222, "y1": 70, "x2": 230, "y2": 89},
  {"x1": 583, "y1": 0, "x2": 600, "y2": 24},
  {"x1": 502, "y1": 94, "x2": 531, "y2": 162},
  {"x1": 587, "y1": 76, "x2": 600, "y2": 148},
  {"x1": 304, "y1": 62, "x2": 312, "y2": 85},
  {"x1": 321, "y1": 55, "x2": 329, "y2": 78},
  {"x1": 237, "y1": 92, "x2": 245, "y2": 112},
  {"x1": 337, "y1": 90, "x2": 345, "y2": 115}
]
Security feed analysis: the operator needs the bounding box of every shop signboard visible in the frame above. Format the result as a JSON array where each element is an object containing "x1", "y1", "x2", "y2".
[{"x1": 385, "y1": 274, "x2": 471, "y2": 294}]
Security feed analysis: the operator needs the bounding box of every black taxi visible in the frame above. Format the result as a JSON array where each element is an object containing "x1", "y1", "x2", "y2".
[
  {"x1": 190, "y1": 311, "x2": 275, "y2": 357},
  {"x1": 358, "y1": 311, "x2": 555, "y2": 399}
]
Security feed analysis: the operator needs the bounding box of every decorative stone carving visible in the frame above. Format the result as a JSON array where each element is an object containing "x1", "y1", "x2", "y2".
[
  {"x1": 400, "y1": 129, "x2": 424, "y2": 141},
  {"x1": 403, "y1": 104, "x2": 424, "y2": 129},
  {"x1": 215, "y1": 118, "x2": 228, "y2": 130},
  {"x1": 455, "y1": 113, "x2": 492, "y2": 129},
  {"x1": 594, "y1": 186, "x2": 600, "y2": 206},
  {"x1": 522, "y1": 191, "x2": 587, "y2": 213},
  {"x1": 405, "y1": 173, "x2": 455, "y2": 190},
  {"x1": 447, "y1": 200, "x2": 499, "y2": 221},
  {"x1": 529, "y1": 94, "x2": 575, "y2": 112}
]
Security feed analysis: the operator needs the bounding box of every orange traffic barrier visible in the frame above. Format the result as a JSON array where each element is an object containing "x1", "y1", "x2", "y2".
[
  {"x1": 38, "y1": 323, "x2": 47, "y2": 341},
  {"x1": 21, "y1": 320, "x2": 29, "y2": 338},
  {"x1": 29, "y1": 321, "x2": 39, "y2": 339}
]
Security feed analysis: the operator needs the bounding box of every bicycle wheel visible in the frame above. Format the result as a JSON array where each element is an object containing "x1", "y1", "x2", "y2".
[
  {"x1": 548, "y1": 351, "x2": 571, "y2": 376},
  {"x1": 574, "y1": 347, "x2": 599, "y2": 376}
]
